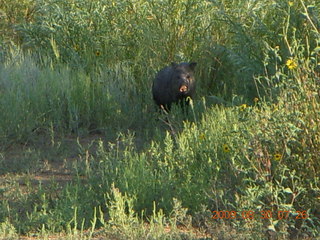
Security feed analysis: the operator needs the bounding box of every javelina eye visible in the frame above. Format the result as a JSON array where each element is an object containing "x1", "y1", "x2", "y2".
[{"x1": 186, "y1": 75, "x2": 191, "y2": 79}]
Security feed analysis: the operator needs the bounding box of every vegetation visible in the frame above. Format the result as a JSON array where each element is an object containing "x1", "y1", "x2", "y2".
[{"x1": 0, "y1": 0, "x2": 319, "y2": 239}]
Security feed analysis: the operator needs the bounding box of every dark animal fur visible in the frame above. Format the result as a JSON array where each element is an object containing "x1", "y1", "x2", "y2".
[{"x1": 152, "y1": 62, "x2": 197, "y2": 111}]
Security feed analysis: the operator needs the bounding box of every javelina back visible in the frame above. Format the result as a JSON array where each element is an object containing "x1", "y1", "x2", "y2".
[{"x1": 152, "y1": 62, "x2": 197, "y2": 111}]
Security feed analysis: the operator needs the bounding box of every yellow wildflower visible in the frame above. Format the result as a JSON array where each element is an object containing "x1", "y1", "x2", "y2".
[
  {"x1": 288, "y1": 1, "x2": 294, "y2": 7},
  {"x1": 199, "y1": 134, "x2": 206, "y2": 140},
  {"x1": 286, "y1": 58, "x2": 297, "y2": 70},
  {"x1": 95, "y1": 51, "x2": 101, "y2": 56},
  {"x1": 253, "y1": 97, "x2": 259, "y2": 103},
  {"x1": 274, "y1": 153, "x2": 282, "y2": 161},
  {"x1": 73, "y1": 44, "x2": 80, "y2": 51},
  {"x1": 223, "y1": 144, "x2": 230, "y2": 153},
  {"x1": 239, "y1": 104, "x2": 247, "y2": 111}
]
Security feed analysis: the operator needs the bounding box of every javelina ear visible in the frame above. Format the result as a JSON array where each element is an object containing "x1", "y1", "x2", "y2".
[
  {"x1": 189, "y1": 62, "x2": 197, "y2": 71},
  {"x1": 171, "y1": 62, "x2": 178, "y2": 68}
]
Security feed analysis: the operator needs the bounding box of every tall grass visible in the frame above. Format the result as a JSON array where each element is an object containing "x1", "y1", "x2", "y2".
[{"x1": 0, "y1": 52, "x2": 155, "y2": 145}]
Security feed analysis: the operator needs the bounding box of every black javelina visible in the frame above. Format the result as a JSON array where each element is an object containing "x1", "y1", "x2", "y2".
[{"x1": 152, "y1": 62, "x2": 197, "y2": 111}]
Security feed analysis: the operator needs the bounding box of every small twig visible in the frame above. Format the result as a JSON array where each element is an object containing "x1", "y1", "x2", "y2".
[
  {"x1": 160, "y1": 104, "x2": 169, "y2": 115},
  {"x1": 158, "y1": 105, "x2": 177, "y2": 141},
  {"x1": 158, "y1": 115, "x2": 177, "y2": 140},
  {"x1": 283, "y1": 6, "x2": 292, "y2": 56},
  {"x1": 298, "y1": 0, "x2": 319, "y2": 34}
]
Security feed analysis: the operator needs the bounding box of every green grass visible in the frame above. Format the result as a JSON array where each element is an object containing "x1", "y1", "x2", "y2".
[{"x1": 0, "y1": 0, "x2": 319, "y2": 239}]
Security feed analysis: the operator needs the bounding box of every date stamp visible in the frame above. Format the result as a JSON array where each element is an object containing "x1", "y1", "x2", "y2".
[{"x1": 212, "y1": 210, "x2": 308, "y2": 220}]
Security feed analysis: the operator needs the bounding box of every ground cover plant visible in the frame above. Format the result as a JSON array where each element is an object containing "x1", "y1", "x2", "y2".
[{"x1": 0, "y1": 0, "x2": 319, "y2": 239}]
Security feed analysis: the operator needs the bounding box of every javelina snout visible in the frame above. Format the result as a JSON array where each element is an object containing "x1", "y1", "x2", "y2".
[{"x1": 152, "y1": 62, "x2": 197, "y2": 111}]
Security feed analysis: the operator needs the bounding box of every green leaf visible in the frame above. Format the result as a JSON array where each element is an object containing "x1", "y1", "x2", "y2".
[
  {"x1": 286, "y1": 147, "x2": 291, "y2": 156},
  {"x1": 267, "y1": 224, "x2": 276, "y2": 232},
  {"x1": 313, "y1": 47, "x2": 320, "y2": 53},
  {"x1": 283, "y1": 188, "x2": 293, "y2": 194}
]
